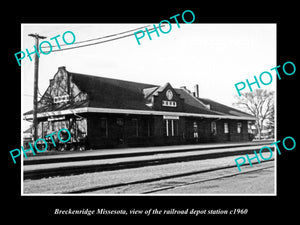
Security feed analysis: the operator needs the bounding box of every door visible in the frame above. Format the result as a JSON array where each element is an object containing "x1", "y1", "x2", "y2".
[
  {"x1": 224, "y1": 122, "x2": 230, "y2": 141},
  {"x1": 116, "y1": 118, "x2": 125, "y2": 146},
  {"x1": 193, "y1": 121, "x2": 199, "y2": 143}
]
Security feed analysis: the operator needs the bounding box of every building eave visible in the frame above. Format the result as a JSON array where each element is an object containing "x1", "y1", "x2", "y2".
[{"x1": 23, "y1": 107, "x2": 257, "y2": 121}]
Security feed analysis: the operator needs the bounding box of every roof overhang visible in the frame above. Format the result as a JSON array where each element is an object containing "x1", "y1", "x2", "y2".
[{"x1": 23, "y1": 107, "x2": 257, "y2": 121}]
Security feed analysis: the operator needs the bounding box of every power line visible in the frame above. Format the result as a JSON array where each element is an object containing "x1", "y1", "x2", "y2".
[
  {"x1": 41, "y1": 25, "x2": 150, "y2": 49},
  {"x1": 51, "y1": 33, "x2": 136, "y2": 52},
  {"x1": 42, "y1": 26, "x2": 161, "y2": 53}
]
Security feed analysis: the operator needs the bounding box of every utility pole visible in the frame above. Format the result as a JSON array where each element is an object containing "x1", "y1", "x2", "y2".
[{"x1": 28, "y1": 33, "x2": 46, "y2": 141}]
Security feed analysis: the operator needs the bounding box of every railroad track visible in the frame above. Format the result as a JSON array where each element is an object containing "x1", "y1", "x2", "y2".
[
  {"x1": 63, "y1": 160, "x2": 274, "y2": 194},
  {"x1": 24, "y1": 141, "x2": 272, "y2": 165},
  {"x1": 24, "y1": 143, "x2": 273, "y2": 180},
  {"x1": 141, "y1": 162, "x2": 274, "y2": 194}
]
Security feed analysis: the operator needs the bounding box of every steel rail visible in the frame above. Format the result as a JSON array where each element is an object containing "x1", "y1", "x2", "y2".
[
  {"x1": 63, "y1": 160, "x2": 274, "y2": 194},
  {"x1": 24, "y1": 145, "x2": 273, "y2": 180},
  {"x1": 142, "y1": 163, "x2": 274, "y2": 194}
]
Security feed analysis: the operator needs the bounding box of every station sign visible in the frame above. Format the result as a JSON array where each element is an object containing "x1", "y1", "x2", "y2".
[
  {"x1": 163, "y1": 115, "x2": 179, "y2": 120},
  {"x1": 48, "y1": 116, "x2": 66, "y2": 121}
]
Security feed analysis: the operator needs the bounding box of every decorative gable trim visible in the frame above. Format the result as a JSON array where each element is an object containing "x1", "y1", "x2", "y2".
[{"x1": 38, "y1": 67, "x2": 88, "y2": 111}]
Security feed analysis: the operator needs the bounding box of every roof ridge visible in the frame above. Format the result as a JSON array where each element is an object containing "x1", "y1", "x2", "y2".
[
  {"x1": 174, "y1": 88, "x2": 225, "y2": 116},
  {"x1": 68, "y1": 71, "x2": 158, "y2": 87},
  {"x1": 198, "y1": 97, "x2": 255, "y2": 118},
  {"x1": 180, "y1": 87, "x2": 211, "y2": 109}
]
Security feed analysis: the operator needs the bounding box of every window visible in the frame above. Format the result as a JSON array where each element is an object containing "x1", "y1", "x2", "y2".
[
  {"x1": 132, "y1": 119, "x2": 139, "y2": 137},
  {"x1": 147, "y1": 119, "x2": 153, "y2": 137},
  {"x1": 173, "y1": 120, "x2": 179, "y2": 136},
  {"x1": 237, "y1": 122, "x2": 242, "y2": 133},
  {"x1": 116, "y1": 118, "x2": 124, "y2": 126},
  {"x1": 162, "y1": 100, "x2": 177, "y2": 107},
  {"x1": 128, "y1": 118, "x2": 139, "y2": 137},
  {"x1": 247, "y1": 121, "x2": 253, "y2": 134},
  {"x1": 164, "y1": 120, "x2": 169, "y2": 136},
  {"x1": 53, "y1": 95, "x2": 69, "y2": 103},
  {"x1": 224, "y1": 123, "x2": 229, "y2": 134},
  {"x1": 100, "y1": 118, "x2": 108, "y2": 137},
  {"x1": 211, "y1": 121, "x2": 217, "y2": 135},
  {"x1": 164, "y1": 119, "x2": 179, "y2": 137}
]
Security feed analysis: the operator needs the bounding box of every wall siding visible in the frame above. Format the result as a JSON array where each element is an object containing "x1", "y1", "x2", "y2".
[{"x1": 85, "y1": 114, "x2": 252, "y2": 149}]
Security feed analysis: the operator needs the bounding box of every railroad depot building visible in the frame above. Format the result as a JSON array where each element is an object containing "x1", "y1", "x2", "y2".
[{"x1": 23, "y1": 66, "x2": 256, "y2": 150}]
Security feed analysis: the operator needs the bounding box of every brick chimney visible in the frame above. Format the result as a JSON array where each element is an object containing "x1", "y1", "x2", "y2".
[{"x1": 194, "y1": 84, "x2": 199, "y2": 98}]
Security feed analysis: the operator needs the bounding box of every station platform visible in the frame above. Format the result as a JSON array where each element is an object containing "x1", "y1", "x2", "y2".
[
  {"x1": 23, "y1": 140, "x2": 274, "y2": 180},
  {"x1": 23, "y1": 140, "x2": 272, "y2": 164}
]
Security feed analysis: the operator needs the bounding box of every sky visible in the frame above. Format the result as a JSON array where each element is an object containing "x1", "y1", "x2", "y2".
[{"x1": 21, "y1": 23, "x2": 276, "y2": 128}]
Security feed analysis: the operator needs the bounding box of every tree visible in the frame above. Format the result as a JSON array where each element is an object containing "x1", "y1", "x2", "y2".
[
  {"x1": 265, "y1": 103, "x2": 275, "y2": 138},
  {"x1": 233, "y1": 89, "x2": 274, "y2": 140}
]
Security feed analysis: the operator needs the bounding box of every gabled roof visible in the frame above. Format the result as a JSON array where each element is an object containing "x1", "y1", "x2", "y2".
[
  {"x1": 198, "y1": 98, "x2": 254, "y2": 118},
  {"x1": 24, "y1": 67, "x2": 256, "y2": 121},
  {"x1": 150, "y1": 82, "x2": 170, "y2": 97},
  {"x1": 70, "y1": 72, "x2": 157, "y2": 110},
  {"x1": 174, "y1": 88, "x2": 222, "y2": 115},
  {"x1": 143, "y1": 86, "x2": 159, "y2": 99}
]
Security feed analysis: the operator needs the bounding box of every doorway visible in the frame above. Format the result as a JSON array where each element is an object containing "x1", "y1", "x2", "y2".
[{"x1": 116, "y1": 118, "x2": 125, "y2": 146}]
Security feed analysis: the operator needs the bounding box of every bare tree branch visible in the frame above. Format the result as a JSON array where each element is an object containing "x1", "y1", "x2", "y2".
[{"x1": 233, "y1": 89, "x2": 274, "y2": 140}]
